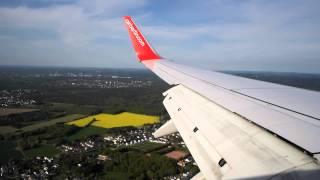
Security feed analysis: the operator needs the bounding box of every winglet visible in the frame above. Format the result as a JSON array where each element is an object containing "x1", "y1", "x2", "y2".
[{"x1": 123, "y1": 16, "x2": 161, "y2": 61}]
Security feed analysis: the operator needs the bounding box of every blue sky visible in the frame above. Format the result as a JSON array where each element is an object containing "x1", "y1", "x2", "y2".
[{"x1": 0, "y1": 0, "x2": 320, "y2": 72}]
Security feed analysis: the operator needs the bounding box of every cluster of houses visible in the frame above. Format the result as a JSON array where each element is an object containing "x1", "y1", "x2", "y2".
[
  {"x1": 2, "y1": 124, "x2": 197, "y2": 179},
  {"x1": 60, "y1": 127, "x2": 163, "y2": 154},
  {"x1": 103, "y1": 80, "x2": 152, "y2": 88},
  {"x1": 64, "y1": 78, "x2": 152, "y2": 89},
  {"x1": 1, "y1": 156, "x2": 59, "y2": 179},
  {"x1": 49, "y1": 72, "x2": 152, "y2": 89},
  {"x1": 103, "y1": 128, "x2": 169, "y2": 146},
  {"x1": 0, "y1": 89, "x2": 37, "y2": 107},
  {"x1": 164, "y1": 150, "x2": 198, "y2": 179},
  {"x1": 105, "y1": 128, "x2": 198, "y2": 179},
  {"x1": 61, "y1": 139, "x2": 96, "y2": 153}
]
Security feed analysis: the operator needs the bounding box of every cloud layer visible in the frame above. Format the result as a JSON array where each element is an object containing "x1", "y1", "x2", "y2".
[{"x1": 0, "y1": 0, "x2": 320, "y2": 72}]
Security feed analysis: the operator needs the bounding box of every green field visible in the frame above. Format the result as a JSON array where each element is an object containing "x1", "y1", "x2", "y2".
[
  {"x1": 21, "y1": 114, "x2": 85, "y2": 132},
  {"x1": 67, "y1": 112, "x2": 159, "y2": 128},
  {"x1": 67, "y1": 126, "x2": 109, "y2": 141},
  {"x1": 0, "y1": 141, "x2": 23, "y2": 163},
  {"x1": 131, "y1": 142, "x2": 168, "y2": 153},
  {"x1": 24, "y1": 144, "x2": 60, "y2": 158},
  {"x1": 0, "y1": 126, "x2": 18, "y2": 134},
  {"x1": 48, "y1": 103, "x2": 102, "y2": 115},
  {"x1": 103, "y1": 172, "x2": 129, "y2": 180},
  {"x1": 0, "y1": 108, "x2": 38, "y2": 116}
]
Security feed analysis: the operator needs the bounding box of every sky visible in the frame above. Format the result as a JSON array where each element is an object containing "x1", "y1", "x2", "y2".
[{"x1": 0, "y1": 0, "x2": 320, "y2": 73}]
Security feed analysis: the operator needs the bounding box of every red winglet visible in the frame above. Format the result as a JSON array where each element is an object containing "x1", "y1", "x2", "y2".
[{"x1": 123, "y1": 16, "x2": 161, "y2": 61}]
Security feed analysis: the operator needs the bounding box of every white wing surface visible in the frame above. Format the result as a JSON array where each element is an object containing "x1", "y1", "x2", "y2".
[{"x1": 123, "y1": 16, "x2": 320, "y2": 179}]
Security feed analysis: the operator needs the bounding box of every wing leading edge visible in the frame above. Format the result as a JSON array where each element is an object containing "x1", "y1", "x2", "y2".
[{"x1": 123, "y1": 16, "x2": 320, "y2": 179}]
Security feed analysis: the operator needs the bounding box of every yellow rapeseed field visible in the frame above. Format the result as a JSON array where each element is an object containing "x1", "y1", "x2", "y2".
[{"x1": 66, "y1": 112, "x2": 159, "y2": 128}]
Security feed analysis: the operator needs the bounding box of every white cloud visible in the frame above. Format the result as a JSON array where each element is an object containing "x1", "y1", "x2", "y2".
[
  {"x1": 138, "y1": 1, "x2": 320, "y2": 72},
  {"x1": 0, "y1": 0, "x2": 148, "y2": 67},
  {"x1": 0, "y1": 0, "x2": 320, "y2": 72},
  {"x1": 0, "y1": 0, "x2": 147, "y2": 46}
]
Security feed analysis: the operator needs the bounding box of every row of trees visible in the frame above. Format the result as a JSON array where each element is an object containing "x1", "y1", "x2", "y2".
[{"x1": 0, "y1": 111, "x2": 50, "y2": 128}]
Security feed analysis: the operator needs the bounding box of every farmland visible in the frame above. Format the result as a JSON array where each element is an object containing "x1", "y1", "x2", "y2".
[
  {"x1": 0, "y1": 126, "x2": 17, "y2": 134},
  {"x1": 0, "y1": 108, "x2": 38, "y2": 116},
  {"x1": 24, "y1": 145, "x2": 60, "y2": 158},
  {"x1": 67, "y1": 126, "x2": 109, "y2": 141},
  {"x1": 131, "y1": 142, "x2": 168, "y2": 153},
  {"x1": 21, "y1": 114, "x2": 85, "y2": 132},
  {"x1": 0, "y1": 67, "x2": 176, "y2": 179},
  {"x1": 67, "y1": 112, "x2": 159, "y2": 128}
]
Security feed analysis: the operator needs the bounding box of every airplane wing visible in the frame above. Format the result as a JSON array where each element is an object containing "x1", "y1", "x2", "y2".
[{"x1": 123, "y1": 16, "x2": 320, "y2": 180}]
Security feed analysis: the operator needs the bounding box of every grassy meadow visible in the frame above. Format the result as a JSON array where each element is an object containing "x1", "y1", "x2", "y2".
[
  {"x1": 21, "y1": 114, "x2": 85, "y2": 132},
  {"x1": 24, "y1": 144, "x2": 60, "y2": 158},
  {"x1": 0, "y1": 108, "x2": 38, "y2": 116},
  {"x1": 67, "y1": 126, "x2": 109, "y2": 141},
  {"x1": 0, "y1": 126, "x2": 18, "y2": 134}
]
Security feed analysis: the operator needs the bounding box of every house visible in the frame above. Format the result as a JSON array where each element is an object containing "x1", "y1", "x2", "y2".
[
  {"x1": 165, "y1": 150, "x2": 189, "y2": 161},
  {"x1": 177, "y1": 160, "x2": 186, "y2": 167},
  {"x1": 97, "y1": 155, "x2": 110, "y2": 161}
]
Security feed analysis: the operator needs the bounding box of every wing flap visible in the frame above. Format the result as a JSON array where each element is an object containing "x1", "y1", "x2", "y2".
[
  {"x1": 164, "y1": 85, "x2": 320, "y2": 179},
  {"x1": 153, "y1": 119, "x2": 177, "y2": 138}
]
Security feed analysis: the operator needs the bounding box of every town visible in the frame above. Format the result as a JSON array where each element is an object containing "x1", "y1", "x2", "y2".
[
  {"x1": 0, "y1": 89, "x2": 37, "y2": 107},
  {"x1": 0, "y1": 124, "x2": 199, "y2": 179}
]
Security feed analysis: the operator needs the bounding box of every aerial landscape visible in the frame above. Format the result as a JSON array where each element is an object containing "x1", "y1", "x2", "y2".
[
  {"x1": 1, "y1": 0, "x2": 320, "y2": 179},
  {"x1": 0, "y1": 66, "x2": 190, "y2": 179},
  {"x1": 0, "y1": 66, "x2": 319, "y2": 179}
]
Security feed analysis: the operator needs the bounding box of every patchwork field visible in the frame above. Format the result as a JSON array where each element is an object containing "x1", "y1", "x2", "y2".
[
  {"x1": 0, "y1": 108, "x2": 38, "y2": 116},
  {"x1": 67, "y1": 112, "x2": 159, "y2": 128},
  {"x1": 24, "y1": 144, "x2": 60, "y2": 158},
  {"x1": 131, "y1": 142, "x2": 168, "y2": 153},
  {"x1": 67, "y1": 126, "x2": 109, "y2": 141},
  {"x1": 21, "y1": 114, "x2": 85, "y2": 132},
  {"x1": 0, "y1": 126, "x2": 18, "y2": 134}
]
